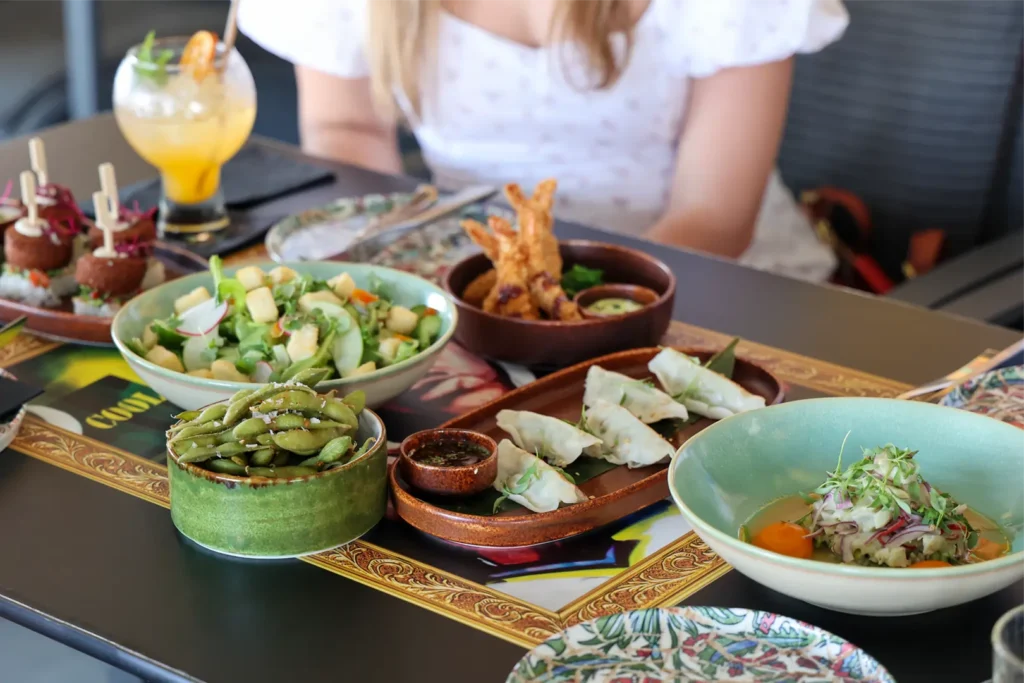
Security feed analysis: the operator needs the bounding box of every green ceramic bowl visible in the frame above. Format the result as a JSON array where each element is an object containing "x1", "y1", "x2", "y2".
[
  {"x1": 669, "y1": 397, "x2": 1024, "y2": 616},
  {"x1": 168, "y1": 405, "x2": 388, "y2": 558},
  {"x1": 113, "y1": 261, "x2": 457, "y2": 410}
]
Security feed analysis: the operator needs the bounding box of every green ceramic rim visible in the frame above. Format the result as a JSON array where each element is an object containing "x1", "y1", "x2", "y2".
[
  {"x1": 111, "y1": 261, "x2": 458, "y2": 392},
  {"x1": 668, "y1": 397, "x2": 1024, "y2": 579}
]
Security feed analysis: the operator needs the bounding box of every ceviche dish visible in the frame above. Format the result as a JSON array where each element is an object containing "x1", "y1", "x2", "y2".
[
  {"x1": 124, "y1": 257, "x2": 443, "y2": 383},
  {"x1": 743, "y1": 442, "x2": 1012, "y2": 568}
]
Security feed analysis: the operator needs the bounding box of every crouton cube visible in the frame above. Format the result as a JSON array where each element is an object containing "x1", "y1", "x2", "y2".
[
  {"x1": 187, "y1": 369, "x2": 214, "y2": 379},
  {"x1": 378, "y1": 337, "x2": 402, "y2": 365},
  {"x1": 327, "y1": 272, "x2": 356, "y2": 300},
  {"x1": 245, "y1": 286, "x2": 279, "y2": 324},
  {"x1": 210, "y1": 359, "x2": 249, "y2": 382},
  {"x1": 173, "y1": 287, "x2": 211, "y2": 315},
  {"x1": 297, "y1": 290, "x2": 344, "y2": 314},
  {"x1": 268, "y1": 266, "x2": 297, "y2": 285},
  {"x1": 145, "y1": 345, "x2": 184, "y2": 373},
  {"x1": 385, "y1": 306, "x2": 418, "y2": 335},
  {"x1": 235, "y1": 266, "x2": 266, "y2": 292},
  {"x1": 345, "y1": 361, "x2": 377, "y2": 378}
]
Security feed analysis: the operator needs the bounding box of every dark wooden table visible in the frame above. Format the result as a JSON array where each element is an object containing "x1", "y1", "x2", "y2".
[{"x1": 0, "y1": 115, "x2": 1020, "y2": 683}]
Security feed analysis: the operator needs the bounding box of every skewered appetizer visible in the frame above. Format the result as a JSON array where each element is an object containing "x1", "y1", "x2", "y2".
[
  {"x1": 73, "y1": 191, "x2": 148, "y2": 317},
  {"x1": 0, "y1": 172, "x2": 80, "y2": 307},
  {"x1": 85, "y1": 164, "x2": 164, "y2": 290},
  {"x1": 28, "y1": 137, "x2": 83, "y2": 237}
]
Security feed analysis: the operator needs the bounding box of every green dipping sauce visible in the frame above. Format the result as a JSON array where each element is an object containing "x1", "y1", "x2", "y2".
[
  {"x1": 586, "y1": 298, "x2": 644, "y2": 316},
  {"x1": 412, "y1": 440, "x2": 490, "y2": 467}
]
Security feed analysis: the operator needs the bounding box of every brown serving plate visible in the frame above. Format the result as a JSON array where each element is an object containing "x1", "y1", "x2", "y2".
[
  {"x1": 0, "y1": 241, "x2": 208, "y2": 345},
  {"x1": 444, "y1": 240, "x2": 675, "y2": 367},
  {"x1": 389, "y1": 346, "x2": 785, "y2": 547}
]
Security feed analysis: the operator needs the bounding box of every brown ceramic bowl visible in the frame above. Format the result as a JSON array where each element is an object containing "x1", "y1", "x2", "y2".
[
  {"x1": 444, "y1": 240, "x2": 676, "y2": 367},
  {"x1": 398, "y1": 429, "x2": 498, "y2": 497},
  {"x1": 575, "y1": 283, "x2": 660, "y2": 319}
]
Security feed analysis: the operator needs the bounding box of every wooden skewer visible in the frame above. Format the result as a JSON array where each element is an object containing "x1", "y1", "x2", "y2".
[
  {"x1": 98, "y1": 163, "x2": 120, "y2": 220},
  {"x1": 221, "y1": 0, "x2": 241, "y2": 69},
  {"x1": 19, "y1": 171, "x2": 38, "y2": 225},
  {"x1": 28, "y1": 137, "x2": 48, "y2": 187},
  {"x1": 92, "y1": 191, "x2": 117, "y2": 258}
]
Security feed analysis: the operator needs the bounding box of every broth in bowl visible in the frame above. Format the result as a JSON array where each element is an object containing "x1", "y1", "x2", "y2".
[{"x1": 739, "y1": 443, "x2": 1014, "y2": 568}]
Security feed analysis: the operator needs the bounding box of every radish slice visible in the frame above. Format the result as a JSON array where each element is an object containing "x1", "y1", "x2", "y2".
[
  {"x1": 176, "y1": 298, "x2": 228, "y2": 337},
  {"x1": 251, "y1": 361, "x2": 273, "y2": 383}
]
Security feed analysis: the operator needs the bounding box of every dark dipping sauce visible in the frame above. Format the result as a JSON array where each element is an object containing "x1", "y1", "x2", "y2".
[{"x1": 412, "y1": 440, "x2": 490, "y2": 467}]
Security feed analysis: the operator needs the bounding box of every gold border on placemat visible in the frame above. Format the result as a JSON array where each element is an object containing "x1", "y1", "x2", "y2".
[
  {"x1": 4, "y1": 327, "x2": 914, "y2": 648},
  {"x1": 0, "y1": 334, "x2": 61, "y2": 369}
]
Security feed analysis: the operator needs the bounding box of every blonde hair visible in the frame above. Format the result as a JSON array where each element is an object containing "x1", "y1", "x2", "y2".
[{"x1": 367, "y1": 0, "x2": 635, "y2": 119}]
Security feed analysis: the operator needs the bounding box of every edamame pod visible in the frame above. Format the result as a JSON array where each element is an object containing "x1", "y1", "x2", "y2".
[
  {"x1": 207, "y1": 459, "x2": 247, "y2": 475},
  {"x1": 271, "y1": 428, "x2": 345, "y2": 456},
  {"x1": 169, "y1": 420, "x2": 231, "y2": 444},
  {"x1": 317, "y1": 436, "x2": 353, "y2": 464},
  {"x1": 224, "y1": 382, "x2": 315, "y2": 425},
  {"x1": 232, "y1": 416, "x2": 270, "y2": 440},
  {"x1": 178, "y1": 441, "x2": 256, "y2": 464},
  {"x1": 255, "y1": 433, "x2": 275, "y2": 446},
  {"x1": 169, "y1": 404, "x2": 228, "y2": 434},
  {"x1": 171, "y1": 434, "x2": 220, "y2": 453},
  {"x1": 321, "y1": 399, "x2": 358, "y2": 431},
  {"x1": 172, "y1": 409, "x2": 201, "y2": 422},
  {"x1": 229, "y1": 388, "x2": 254, "y2": 403},
  {"x1": 249, "y1": 448, "x2": 276, "y2": 466},
  {"x1": 341, "y1": 390, "x2": 365, "y2": 414},
  {"x1": 272, "y1": 450, "x2": 290, "y2": 466}
]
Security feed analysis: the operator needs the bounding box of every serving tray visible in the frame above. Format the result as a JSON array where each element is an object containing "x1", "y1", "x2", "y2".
[
  {"x1": 389, "y1": 346, "x2": 785, "y2": 547},
  {"x1": 0, "y1": 241, "x2": 208, "y2": 346}
]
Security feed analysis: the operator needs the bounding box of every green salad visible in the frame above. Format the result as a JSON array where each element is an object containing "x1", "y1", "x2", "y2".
[{"x1": 125, "y1": 258, "x2": 443, "y2": 384}]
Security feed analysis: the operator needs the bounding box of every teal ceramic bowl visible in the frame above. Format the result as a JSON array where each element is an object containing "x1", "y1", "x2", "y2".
[
  {"x1": 168, "y1": 406, "x2": 388, "y2": 558},
  {"x1": 113, "y1": 262, "x2": 457, "y2": 410},
  {"x1": 669, "y1": 397, "x2": 1024, "y2": 616}
]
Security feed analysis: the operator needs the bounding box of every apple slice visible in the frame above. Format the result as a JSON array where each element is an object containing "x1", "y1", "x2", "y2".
[
  {"x1": 176, "y1": 297, "x2": 228, "y2": 337},
  {"x1": 331, "y1": 311, "x2": 364, "y2": 377}
]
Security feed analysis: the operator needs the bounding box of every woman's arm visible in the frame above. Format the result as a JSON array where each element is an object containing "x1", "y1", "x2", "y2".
[
  {"x1": 646, "y1": 59, "x2": 794, "y2": 258},
  {"x1": 294, "y1": 66, "x2": 404, "y2": 175}
]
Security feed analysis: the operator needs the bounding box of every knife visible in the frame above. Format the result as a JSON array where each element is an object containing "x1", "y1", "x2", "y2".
[
  {"x1": 327, "y1": 185, "x2": 497, "y2": 262},
  {"x1": 0, "y1": 316, "x2": 27, "y2": 350}
]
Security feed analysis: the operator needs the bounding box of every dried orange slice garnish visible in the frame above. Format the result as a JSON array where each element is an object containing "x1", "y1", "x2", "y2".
[{"x1": 180, "y1": 30, "x2": 218, "y2": 81}]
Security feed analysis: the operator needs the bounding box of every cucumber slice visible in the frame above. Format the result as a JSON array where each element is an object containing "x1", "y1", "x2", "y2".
[
  {"x1": 331, "y1": 310, "x2": 364, "y2": 377},
  {"x1": 414, "y1": 314, "x2": 442, "y2": 349}
]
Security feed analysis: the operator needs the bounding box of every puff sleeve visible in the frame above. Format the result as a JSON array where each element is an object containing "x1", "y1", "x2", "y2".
[
  {"x1": 677, "y1": 0, "x2": 849, "y2": 78},
  {"x1": 238, "y1": 0, "x2": 369, "y2": 78}
]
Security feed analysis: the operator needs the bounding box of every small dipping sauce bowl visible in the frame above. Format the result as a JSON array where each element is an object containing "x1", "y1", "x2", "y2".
[
  {"x1": 574, "y1": 284, "x2": 660, "y2": 319},
  {"x1": 398, "y1": 429, "x2": 498, "y2": 497}
]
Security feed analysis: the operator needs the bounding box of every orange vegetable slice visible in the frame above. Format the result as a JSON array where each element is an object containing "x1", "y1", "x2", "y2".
[
  {"x1": 351, "y1": 288, "x2": 378, "y2": 304},
  {"x1": 908, "y1": 560, "x2": 952, "y2": 568},
  {"x1": 971, "y1": 537, "x2": 1005, "y2": 562},
  {"x1": 752, "y1": 522, "x2": 813, "y2": 560},
  {"x1": 180, "y1": 30, "x2": 218, "y2": 82}
]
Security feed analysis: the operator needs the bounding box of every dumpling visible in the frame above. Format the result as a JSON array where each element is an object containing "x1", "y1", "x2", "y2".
[
  {"x1": 583, "y1": 400, "x2": 676, "y2": 468},
  {"x1": 583, "y1": 365, "x2": 689, "y2": 423},
  {"x1": 493, "y1": 440, "x2": 588, "y2": 513},
  {"x1": 648, "y1": 348, "x2": 766, "y2": 419},
  {"x1": 496, "y1": 409, "x2": 602, "y2": 467}
]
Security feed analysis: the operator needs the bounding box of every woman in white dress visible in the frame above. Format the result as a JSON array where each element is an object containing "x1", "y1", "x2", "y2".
[{"x1": 240, "y1": 0, "x2": 848, "y2": 281}]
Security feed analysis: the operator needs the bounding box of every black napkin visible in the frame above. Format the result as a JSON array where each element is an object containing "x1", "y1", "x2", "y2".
[
  {"x1": 0, "y1": 376, "x2": 43, "y2": 423},
  {"x1": 80, "y1": 145, "x2": 335, "y2": 258}
]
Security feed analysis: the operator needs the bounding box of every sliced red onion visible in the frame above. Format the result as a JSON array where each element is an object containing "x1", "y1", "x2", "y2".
[
  {"x1": 834, "y1": 497, "x2": 853, "y2": 510},
  {"x1": 883, "y1": 525, "x2": 935, "y2": 548},
  {"x1": 803, "y1": 528, "x2": 825, "y2": 539},
  {"x1": 818, "y1": 520, "x2": 860, "y2": 535}
]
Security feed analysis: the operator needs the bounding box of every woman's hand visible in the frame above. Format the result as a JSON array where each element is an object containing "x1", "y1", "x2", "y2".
[
  {"x1": 294, "y1": 66, "x2": 404, "y2": 175},
  {"x1": 647, "y1": 58, "x2": 794, "y2": 258}
]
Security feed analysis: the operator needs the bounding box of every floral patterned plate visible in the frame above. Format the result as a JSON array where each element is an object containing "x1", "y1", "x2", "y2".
[
  {"x1": 506, "y1": 607, "x2": 895, "y2": 683},
  {"x1": 940, "y1": 366, "x2": 1024, "y2": 428},
  {"x1": 0, "y1": 368, "x2": 27, "y2": 453}
]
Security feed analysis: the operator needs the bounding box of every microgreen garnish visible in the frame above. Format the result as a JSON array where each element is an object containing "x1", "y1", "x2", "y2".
[
  {"x1": 492, "y1": 461, "x2": 542, "y2": 513},
  {"x1": 560, "y1": 264, "x2": 604, "y2": 298},
  {"x1": 134, "y1": 31, "x2": 175, "y2": 85}
]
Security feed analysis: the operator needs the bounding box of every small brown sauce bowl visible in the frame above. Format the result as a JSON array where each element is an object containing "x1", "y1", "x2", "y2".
[
  {"x1": 574, "y1": 284, "x2": 659, "y2": 320},
  {"x1": 398, "y1": 429, "x2": 498, "y2": 497}
]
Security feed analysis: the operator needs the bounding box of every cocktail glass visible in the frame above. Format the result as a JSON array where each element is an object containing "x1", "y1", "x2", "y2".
[
  {"x1": 993, "y1": 605, "x2": 1024, "y2": 683},
  {"x1": 113, "y1": 36, "x2": 256, "y2": 234}
]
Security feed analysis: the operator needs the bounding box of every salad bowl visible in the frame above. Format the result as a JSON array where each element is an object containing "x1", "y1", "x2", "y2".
[
  {"x1": 112, "y1": 261, "x2": 457, "y2": 410},
  {"x1": 669, "y1": 397, "x2": 1024, "y2": 616}
]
